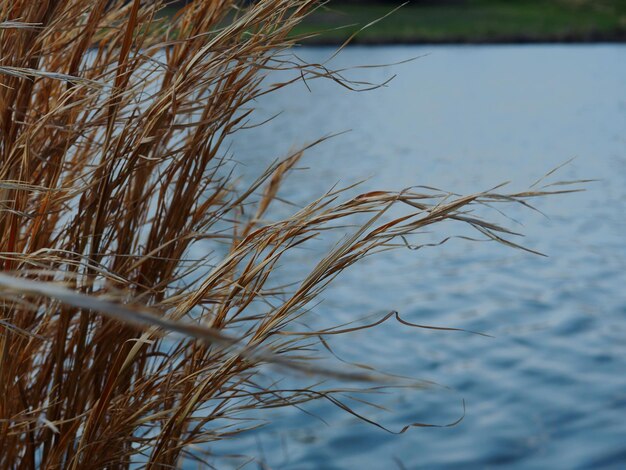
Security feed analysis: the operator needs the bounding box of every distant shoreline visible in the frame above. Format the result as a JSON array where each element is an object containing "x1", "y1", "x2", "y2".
[
  {"x1": 288, "y1": 2, "x2": 626, "y2": 47},
  {"x1": 299, "y1": 34, "x2": 626, "y2": 46},
  {"x1": 163, "y1": 2, "x2": 626, "y2": 47}
]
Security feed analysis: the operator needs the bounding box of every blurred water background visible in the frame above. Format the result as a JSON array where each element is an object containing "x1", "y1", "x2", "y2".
[{"x1": 203, "y1": 45, "x2": 626, "y2": 469}]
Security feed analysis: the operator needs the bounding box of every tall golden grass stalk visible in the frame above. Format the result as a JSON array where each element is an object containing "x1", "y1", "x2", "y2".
[{"x1": 0, "y1": 0, "x2": 582, "y2": 467}]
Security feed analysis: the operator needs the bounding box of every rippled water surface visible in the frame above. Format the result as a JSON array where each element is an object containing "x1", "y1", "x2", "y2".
[{"x1": 211, "y1": 45, "x2": 626, "y2": 469}]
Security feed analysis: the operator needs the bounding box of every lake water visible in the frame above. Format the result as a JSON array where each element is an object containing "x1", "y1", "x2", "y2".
[{"x1": 209, "y1": 45, "x2": 626, "y2": 469}]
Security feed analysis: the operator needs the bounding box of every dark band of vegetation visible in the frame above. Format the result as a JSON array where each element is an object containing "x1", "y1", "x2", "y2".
[
  {"x1": 293, "y1": 0, "x2": 626, "y2": 44},
  {"x1": 164, "y1": 0, "x2": 626, "y2": 44}
]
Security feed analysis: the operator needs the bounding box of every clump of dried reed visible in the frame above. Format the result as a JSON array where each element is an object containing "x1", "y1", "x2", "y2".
[{"x1": 0, "y1": 0, "x2": 582, "y2": 467}]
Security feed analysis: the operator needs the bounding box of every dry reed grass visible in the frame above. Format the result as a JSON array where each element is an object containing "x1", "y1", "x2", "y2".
[{"x1": 0, "y1": 0, "x2": 583, "y2": 467}]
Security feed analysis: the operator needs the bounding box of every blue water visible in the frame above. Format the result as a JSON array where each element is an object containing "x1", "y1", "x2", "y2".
[{"x1": 209, "y1": 45, "x2": 626, "y2": 469}]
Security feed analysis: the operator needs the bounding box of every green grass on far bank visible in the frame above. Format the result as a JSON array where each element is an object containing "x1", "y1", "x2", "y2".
[{"x1": 291, "y1": 0, "x2": 626, "y2": 44}]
